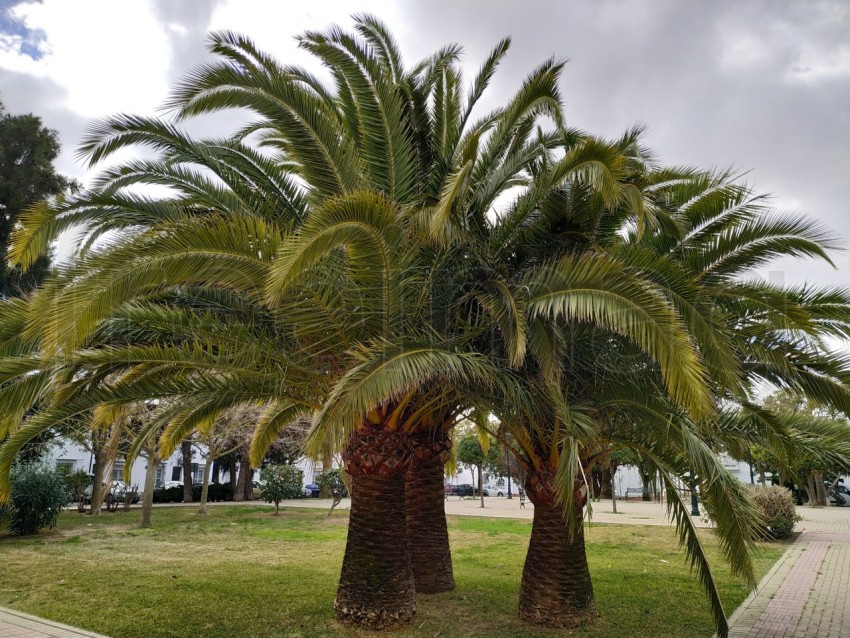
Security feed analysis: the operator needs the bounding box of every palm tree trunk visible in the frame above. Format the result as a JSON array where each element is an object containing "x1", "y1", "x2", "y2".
[
  {"x1": 518, "y1": 470, "x2": 596, "y2": 628},
  {"x1": 335, "y1": 428, "x2": 415, "y2": 629},
  {"x1": 405, "y1": 430, "x2": 454, "y2": 594},
  {"x1": 139, "y1": 454, "x2": 157, "y2": 528},
  {"x1": 198, "y1": 458, "x2": 212, "y2": 515},
  {"x1": 181, "y1": 440, "x2": 193, "y2": 503}
]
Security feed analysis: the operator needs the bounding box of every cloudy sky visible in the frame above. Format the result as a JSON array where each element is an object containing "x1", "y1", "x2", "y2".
[{"x1": 1, "y1": 0, "x2": 848, "y2": 286}]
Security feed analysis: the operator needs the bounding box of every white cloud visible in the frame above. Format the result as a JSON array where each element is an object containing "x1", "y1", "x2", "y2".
[
  {"x1": 208, "y1": 0, "x2": 407, "y2": 70},
  {"x1": 0, "y1": 0, "x2": 171, "y2": 116}
]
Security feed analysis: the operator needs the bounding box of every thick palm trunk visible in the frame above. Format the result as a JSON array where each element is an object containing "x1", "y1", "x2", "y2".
[
  {"x1": 405, "y1": 430, "x2": 453, "y2": 594},
  {"x1": 335, "y1": 429, "x2": 415, "y2": 629},
  {"x1": 181, "y1": 440, "x2": 194, "y2": 503},
  {"x1": 518, "y1": 471, "x2": 596, "y2": 628}
]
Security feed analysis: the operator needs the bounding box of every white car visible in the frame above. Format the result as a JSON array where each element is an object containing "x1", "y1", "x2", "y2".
[
  {"x1": 482, "y1": 483, "x2": 519, "y2": 497},
  {"x1": 163, "y1": 481, "x2": 183, "y2": 490}
]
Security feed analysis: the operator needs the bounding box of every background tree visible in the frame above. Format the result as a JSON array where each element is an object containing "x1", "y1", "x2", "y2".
[
  {"x1": 316, "y1": 468, "x2": 348, "y2": 515},
  {"x1": 456, "y1": 433, "x2": 501, "y2": 507},
  {"x1": 154, "y1": 405, "x2": 258, "y2": 514},
  {"x1": 180, "y1": 439, "x2": 194, "y2": 503},
  {"x1": 262, "y1": 416, "x2": 310, "y2": 466},
  {"x1": 260, "y1": 464, "x2": 303, "y2": 515},
  {"x1": 0, "y1": 100, "x2": 74, "y2": 296}
]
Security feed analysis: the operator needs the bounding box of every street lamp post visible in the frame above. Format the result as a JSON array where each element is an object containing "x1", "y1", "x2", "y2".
[{"x1": 690, "y1": 481, "x2": 700, "y2": 516}]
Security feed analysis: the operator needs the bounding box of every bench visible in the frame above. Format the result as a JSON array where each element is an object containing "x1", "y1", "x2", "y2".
[{"x1": 624, "y1": 487, "x2": 650, "y2": 500}]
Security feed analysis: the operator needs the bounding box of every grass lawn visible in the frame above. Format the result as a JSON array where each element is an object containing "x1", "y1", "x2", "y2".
[{"x1": 0, "y1": 506, "x2": 787, "y2": 638}]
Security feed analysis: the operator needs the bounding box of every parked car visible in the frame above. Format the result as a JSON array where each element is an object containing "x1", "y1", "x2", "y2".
[
  {"x1": 445, "y1": 484, "x2": 475, "y2": 497},
  {"x1": 827, "y1": 482, "x2": 849, "y2": 506},
  {"x1": 163, "y1": 481, "x2": 183, "y2": 490},
  {"x1": 482, "y1": 482, "x2": 519, "y2": 497},
  {"x1": 302, "y1": 483, "x2": 320, "y2": 498}
]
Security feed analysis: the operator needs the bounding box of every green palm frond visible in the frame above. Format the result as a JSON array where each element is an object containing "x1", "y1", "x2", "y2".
[
  {"x1": 527, "y1": 253, "x2": 713, "y2": 419},
  {"x1": 306, "y1": 342, "x2": 499, "y2": 456},
  {"x1": 266, "y1": 191, "x2": 400, "y2": 322},
  {"x1": 249, "y1": 400, "x2": 306, "y2": 467}
]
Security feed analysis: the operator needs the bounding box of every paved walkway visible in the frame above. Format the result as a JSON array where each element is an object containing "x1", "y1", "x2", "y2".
[
  {"x1": 724, "y1": 506, "x2": 850, "y2": 638},
  {"x1": 277, "y1": 493, "x2": 720, "y2": 525},
  {"x1": 0, "y1": 607, "x2": 108, "y2": 638}
]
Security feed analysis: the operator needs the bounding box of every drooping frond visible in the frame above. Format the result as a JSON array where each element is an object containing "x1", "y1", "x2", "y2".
[{"x1": 527, "y1": 253, "x2": 713, "y2": 418}]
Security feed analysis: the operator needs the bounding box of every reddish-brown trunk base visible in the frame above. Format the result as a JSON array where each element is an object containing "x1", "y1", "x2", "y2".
[
  {"x1": 335, "y1": 429, "x2": 415, "y2": 629},
  {"x1": 335, "y1": 472, "x2": 416, "y2": 628},
  {"x1": 405, "y1": 432, "x2": 454, "y2": 593},
  {"x1": 519, "y1": 474, "x2": 596, "y2": 628}
]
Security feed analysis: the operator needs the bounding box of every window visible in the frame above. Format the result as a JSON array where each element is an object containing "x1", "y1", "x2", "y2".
[
  {"x1": 155, "y1": 464, "x2": 166, "y2": 488},
  {"x1": 112, "y1": 463, "x2": 124, "y2": 482},
  {"x1": 56, "y1": 460, "x2": 75, "y2": 474},
  {"x1": 192, "y1": 465, "x2": 205, "y2": 484}
]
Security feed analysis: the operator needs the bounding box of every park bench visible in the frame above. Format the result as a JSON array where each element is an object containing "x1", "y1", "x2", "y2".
[{"x1": 624, "y1": 487, "x2": 650, "y2": 500}]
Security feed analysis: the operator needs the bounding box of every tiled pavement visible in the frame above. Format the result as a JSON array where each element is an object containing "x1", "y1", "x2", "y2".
[
  {"x1": 725, "y1": 506, "x2": 850, "y2": 638},
  {"x1": 0, "y1": 607, "x2": 108, "y2": 638}
]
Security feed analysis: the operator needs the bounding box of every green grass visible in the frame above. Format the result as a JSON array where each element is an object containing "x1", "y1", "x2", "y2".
[{"x1": 0, "y1": 506, "x2": 787, "y2": 638}]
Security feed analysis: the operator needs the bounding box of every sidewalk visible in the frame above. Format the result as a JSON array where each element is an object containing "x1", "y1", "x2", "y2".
[
  {"x1": 279, "y1": 494, "x2": 718, "y2": 526},
  {"x1": 0, "y1": 607, "x2": 109, "y2": 638},
  {"x1": 724, "y1": 505, "x2": 850, "y2": 638}
]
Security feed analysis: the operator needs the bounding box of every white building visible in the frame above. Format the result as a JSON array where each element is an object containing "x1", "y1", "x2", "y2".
[{"x1": 48, "y1": 438, "x2": 320, "y2": 491}]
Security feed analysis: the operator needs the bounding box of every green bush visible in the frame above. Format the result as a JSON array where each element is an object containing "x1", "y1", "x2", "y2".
[
  {"x1": 316, "y1": 468, "x2": 348, "y2": 498},
  {"x1": 2, "y1": 463, "x2": 68, "y2": 535},
  {"x1": 260, "y1": 464, "x2": 303, "y2": 513},
  {"x1": 751, "y1": 484, "x2": 798, "y2": 540},
  {"x1": 64, "y1": 469, "x2": 91, "y2": 512}
]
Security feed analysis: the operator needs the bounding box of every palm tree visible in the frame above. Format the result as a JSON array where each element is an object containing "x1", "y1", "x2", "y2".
[
  {"x1": 456, "y1": 129, "x2": 850, "y2": 634},
  {"x1": 0, "y1": 17, "x2": 572, "y2": 626},
  {"x1": 2, "y1": 20, "x2": 849, "y2": 638}
]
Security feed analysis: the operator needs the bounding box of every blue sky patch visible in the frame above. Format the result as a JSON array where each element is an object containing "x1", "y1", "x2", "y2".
[{"x1": 0, "y1": 0, "x2": 46, "y2": 60}]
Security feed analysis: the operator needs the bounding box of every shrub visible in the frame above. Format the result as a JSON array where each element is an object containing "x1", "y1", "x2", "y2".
[
  {"x1": 260, "y1": 464, "x2": 303, "y2": 514},
  {"x1": 3, "y1": 463, "x2": 68, "y2": 535},
  {"x1": 316, "y1": 468, "x2": 349, "y2": 515},
  {"x1": 751, "y1": 484, "x2": 798, "y2": 540},
  {"x1": 151, "y1": 483, "x2": 234, "y2": 504},
  {"x1": 64, "y1": 469, "x2": 91, "y2": 513}
]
